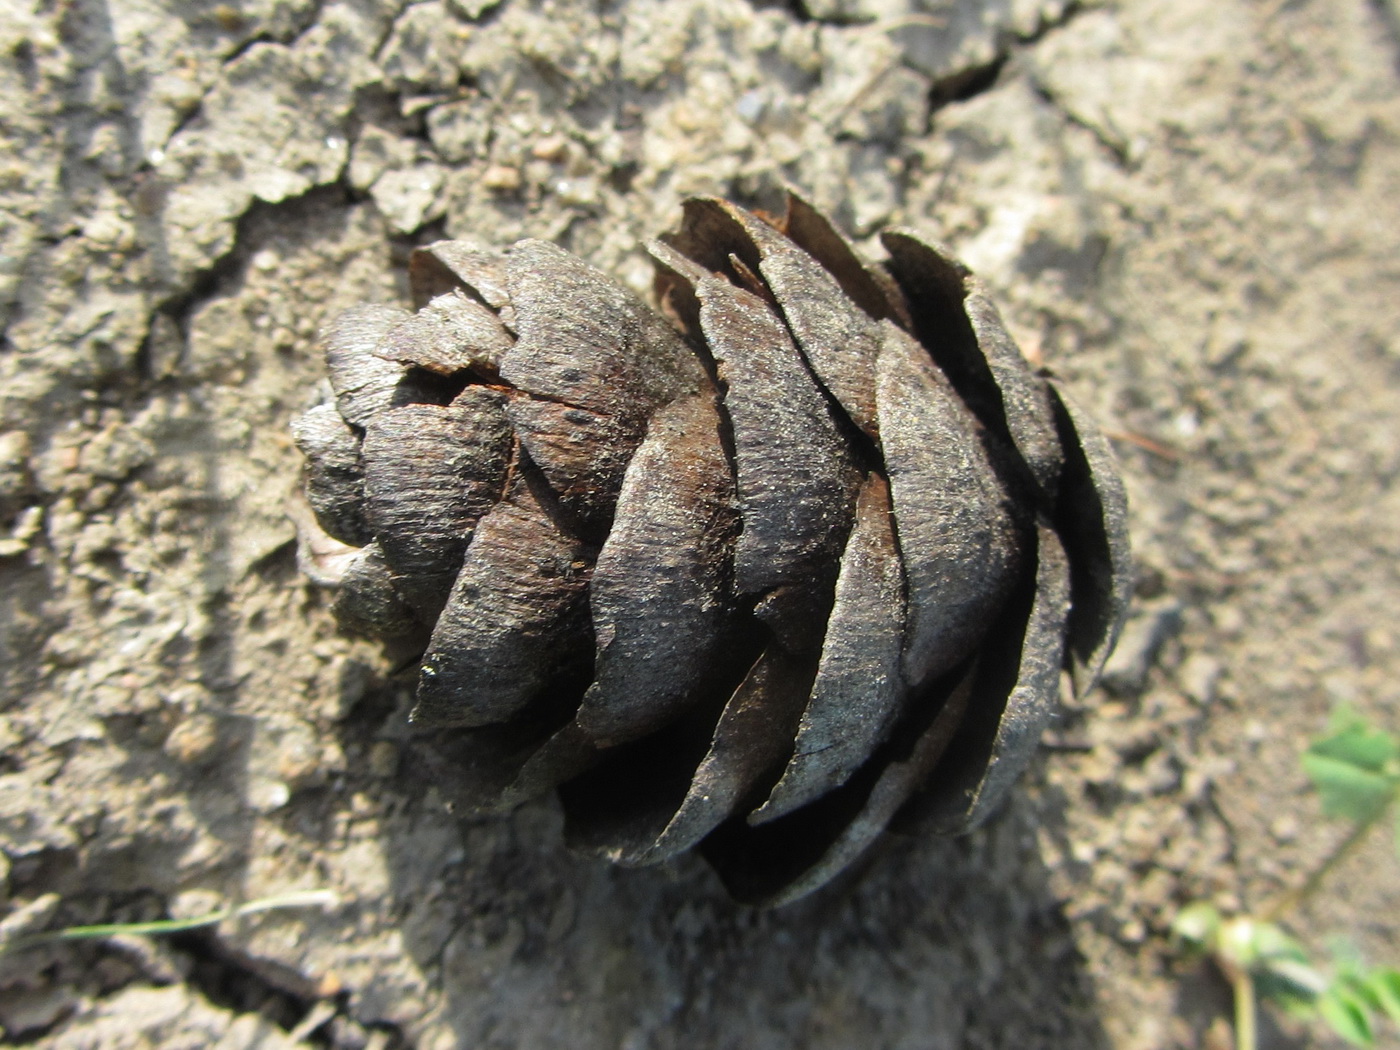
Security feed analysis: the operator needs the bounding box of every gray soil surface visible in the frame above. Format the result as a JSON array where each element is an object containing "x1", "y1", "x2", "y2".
[{"x1": 2, "y1": 0, "x2": 1398, "y2": 1047}]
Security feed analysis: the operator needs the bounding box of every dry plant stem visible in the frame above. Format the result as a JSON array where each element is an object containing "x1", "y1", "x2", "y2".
[{"x1": 1261, "y1": 801, "x2": 1391, "y2": 923}]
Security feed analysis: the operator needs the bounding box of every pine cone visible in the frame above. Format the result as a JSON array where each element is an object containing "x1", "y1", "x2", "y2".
[{"x1": 293, "y1": 193, "x2": 1131, "y2": 905}]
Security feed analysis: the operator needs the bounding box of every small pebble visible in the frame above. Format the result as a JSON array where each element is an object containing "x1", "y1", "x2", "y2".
[
  {"x1": 0, "y1": 892, "x2": 61, "y2": 944},
  {"x1": 170, "y1": 889, "x2": 223, "y2": 921},
  {"x1": 367, "y1": 741, "x2": 399, "y2": 779},
  {"x1": 1099, "y1": 600, "x2": 1182, "y2": 695},
  {"x1": 531, "y1": 135, "x2": 569, "y2": 162},
  {"x1": 248, "y1": 777, "x2": 291, "y2": 812},
  {"x1": 163, "y1": 713, "x2": 222, "y2": 765},
  {"x1": 0, "y1": 984, "x2": 77, "y2": 1040},
  {"x1": 1270, "y1": 814, "x2": 1300, "y2": 843},
  {"x1": 1177, "y1": 653, "x2": 1222, "y2": 706},
  {"x1": 481, "y1": 165, "x2": 522, "y2": 192}
]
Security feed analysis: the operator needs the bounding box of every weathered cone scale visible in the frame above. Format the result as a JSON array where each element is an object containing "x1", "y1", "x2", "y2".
[{"x1": 293, "y1": 194, "x2": 1132, "y2": 906}]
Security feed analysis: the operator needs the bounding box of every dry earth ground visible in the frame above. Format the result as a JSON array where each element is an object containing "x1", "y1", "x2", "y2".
[{"x1": 0, "y1": 0, "x2": 1398, "y2": 1047}]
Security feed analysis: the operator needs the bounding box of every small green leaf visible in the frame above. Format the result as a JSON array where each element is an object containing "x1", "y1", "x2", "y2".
[
  {"x1": 1273, "y1": 991, "x2": 1321, "y2": 1021},
  {"x1": 1171, "y1": 902, "x2": 1221, "y2": 952},
  {"x1": 1319, "y1": 986, "x2": 1376, "y2": 1046},
  {"x1": 1364, "y1": 968, "x2": 1400, "y2": 1024},
  {"x1": 1336, "y1": 969, "x2": 1384, "y2": 1012},
  {"x1": 1256, "y1": 955, "x2": 1327, "y2": 1002},
  {"x1": 1310, "y1": 709, "x2": 1397, "y2": 773},
  {"x1": 1260, "y1": 957, "x2": 1321, "y2": 996},
  {"x1": 1302, "y1": 752, "x2": 1395, "y2": 823}
]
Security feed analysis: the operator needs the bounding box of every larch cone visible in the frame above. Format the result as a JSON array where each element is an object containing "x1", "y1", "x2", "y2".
[{"x1": 292, "y1": 193, "x2": 1132, "y2": 905}]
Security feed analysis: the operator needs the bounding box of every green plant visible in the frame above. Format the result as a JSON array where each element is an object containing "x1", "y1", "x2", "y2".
[
  {"x1": 1171, "y1": 707, "x2": 1400, "y2": 1049},
  {"x1": 0, "y1": 889, "x2": 339, "y2": 954}
]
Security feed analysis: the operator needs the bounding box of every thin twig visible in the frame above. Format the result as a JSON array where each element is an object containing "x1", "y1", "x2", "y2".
[{"x1": 1104, "y1": 428, "x2": 1183, "y2": 461}]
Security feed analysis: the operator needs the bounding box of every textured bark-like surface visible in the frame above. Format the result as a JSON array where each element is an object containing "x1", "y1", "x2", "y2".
[
  {"x1": 412, "y1": 472, "x2": 592, "y2": 729},
  {"x1": 686, "y1": 259, "x2": 862, "y2": 634},
  {"x1": 5, "y1": 0, "x2": 1397, "y2": 1047},
  {"x1": 628, "y1": 646, "x2": 818, "y2": 862},
  {"x1": 688, "y1": 198, "x2": 888, "y2": 438},
  {"x1": 1047, "y1": 382, "x2": 1133, "y2": 697},
  {"x1": 910, "y1": 522, "x2": 1073, "y2": 835},
  {"x1": 329, "y1": 541, "x2": 421, "y2": 639},
  {"x1": 577, "y1": 394, "x2": 738, "y2": 746},
  {"x1": 290, "y1": 404, "x2": 369, "y2": 546},
  {"x1": 375, "y1": 290, "x2": 514, "y2": 376},
  {"x1": 875, "y1": 320, "x2": 1023, "y2": 688},
  {"x1": 499, "y1": 241, "x2": 702, "y2": 415},
  {"x1": 496, "y1": 241, "x2": 704, "y2": 531},
  {"x1": 752, "y1": 474, "x2": 906, "y2": 823},
  {"x1": 361, "y1": 391, "x2": 513, "y2": 615},
  {"x1": 408, "y1": 242, "x2": 514, "y2": 317},
  {"x1": 702, "y1": 663, "x2": 977, "y2": 905},
  {"x1": 883, "y1": 232, "x2": 1063, "y2": 498},
  {"x1": 323, "y1": 304, "x2": 415, "y2": 428}
]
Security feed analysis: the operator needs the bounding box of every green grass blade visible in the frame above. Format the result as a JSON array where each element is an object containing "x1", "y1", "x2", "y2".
[{"x1": 4, "y1": 889, "x2": 339, "y2": 951}]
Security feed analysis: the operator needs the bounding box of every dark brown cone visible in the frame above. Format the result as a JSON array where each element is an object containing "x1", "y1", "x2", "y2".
[{"x1": 292, "y1": 193, "x2": 1132, "y2": 905}]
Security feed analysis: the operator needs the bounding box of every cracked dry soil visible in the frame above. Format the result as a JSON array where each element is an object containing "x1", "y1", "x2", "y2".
[{"x1": 1, "y1": 0, "x2": 1398, "y2": 1047}]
